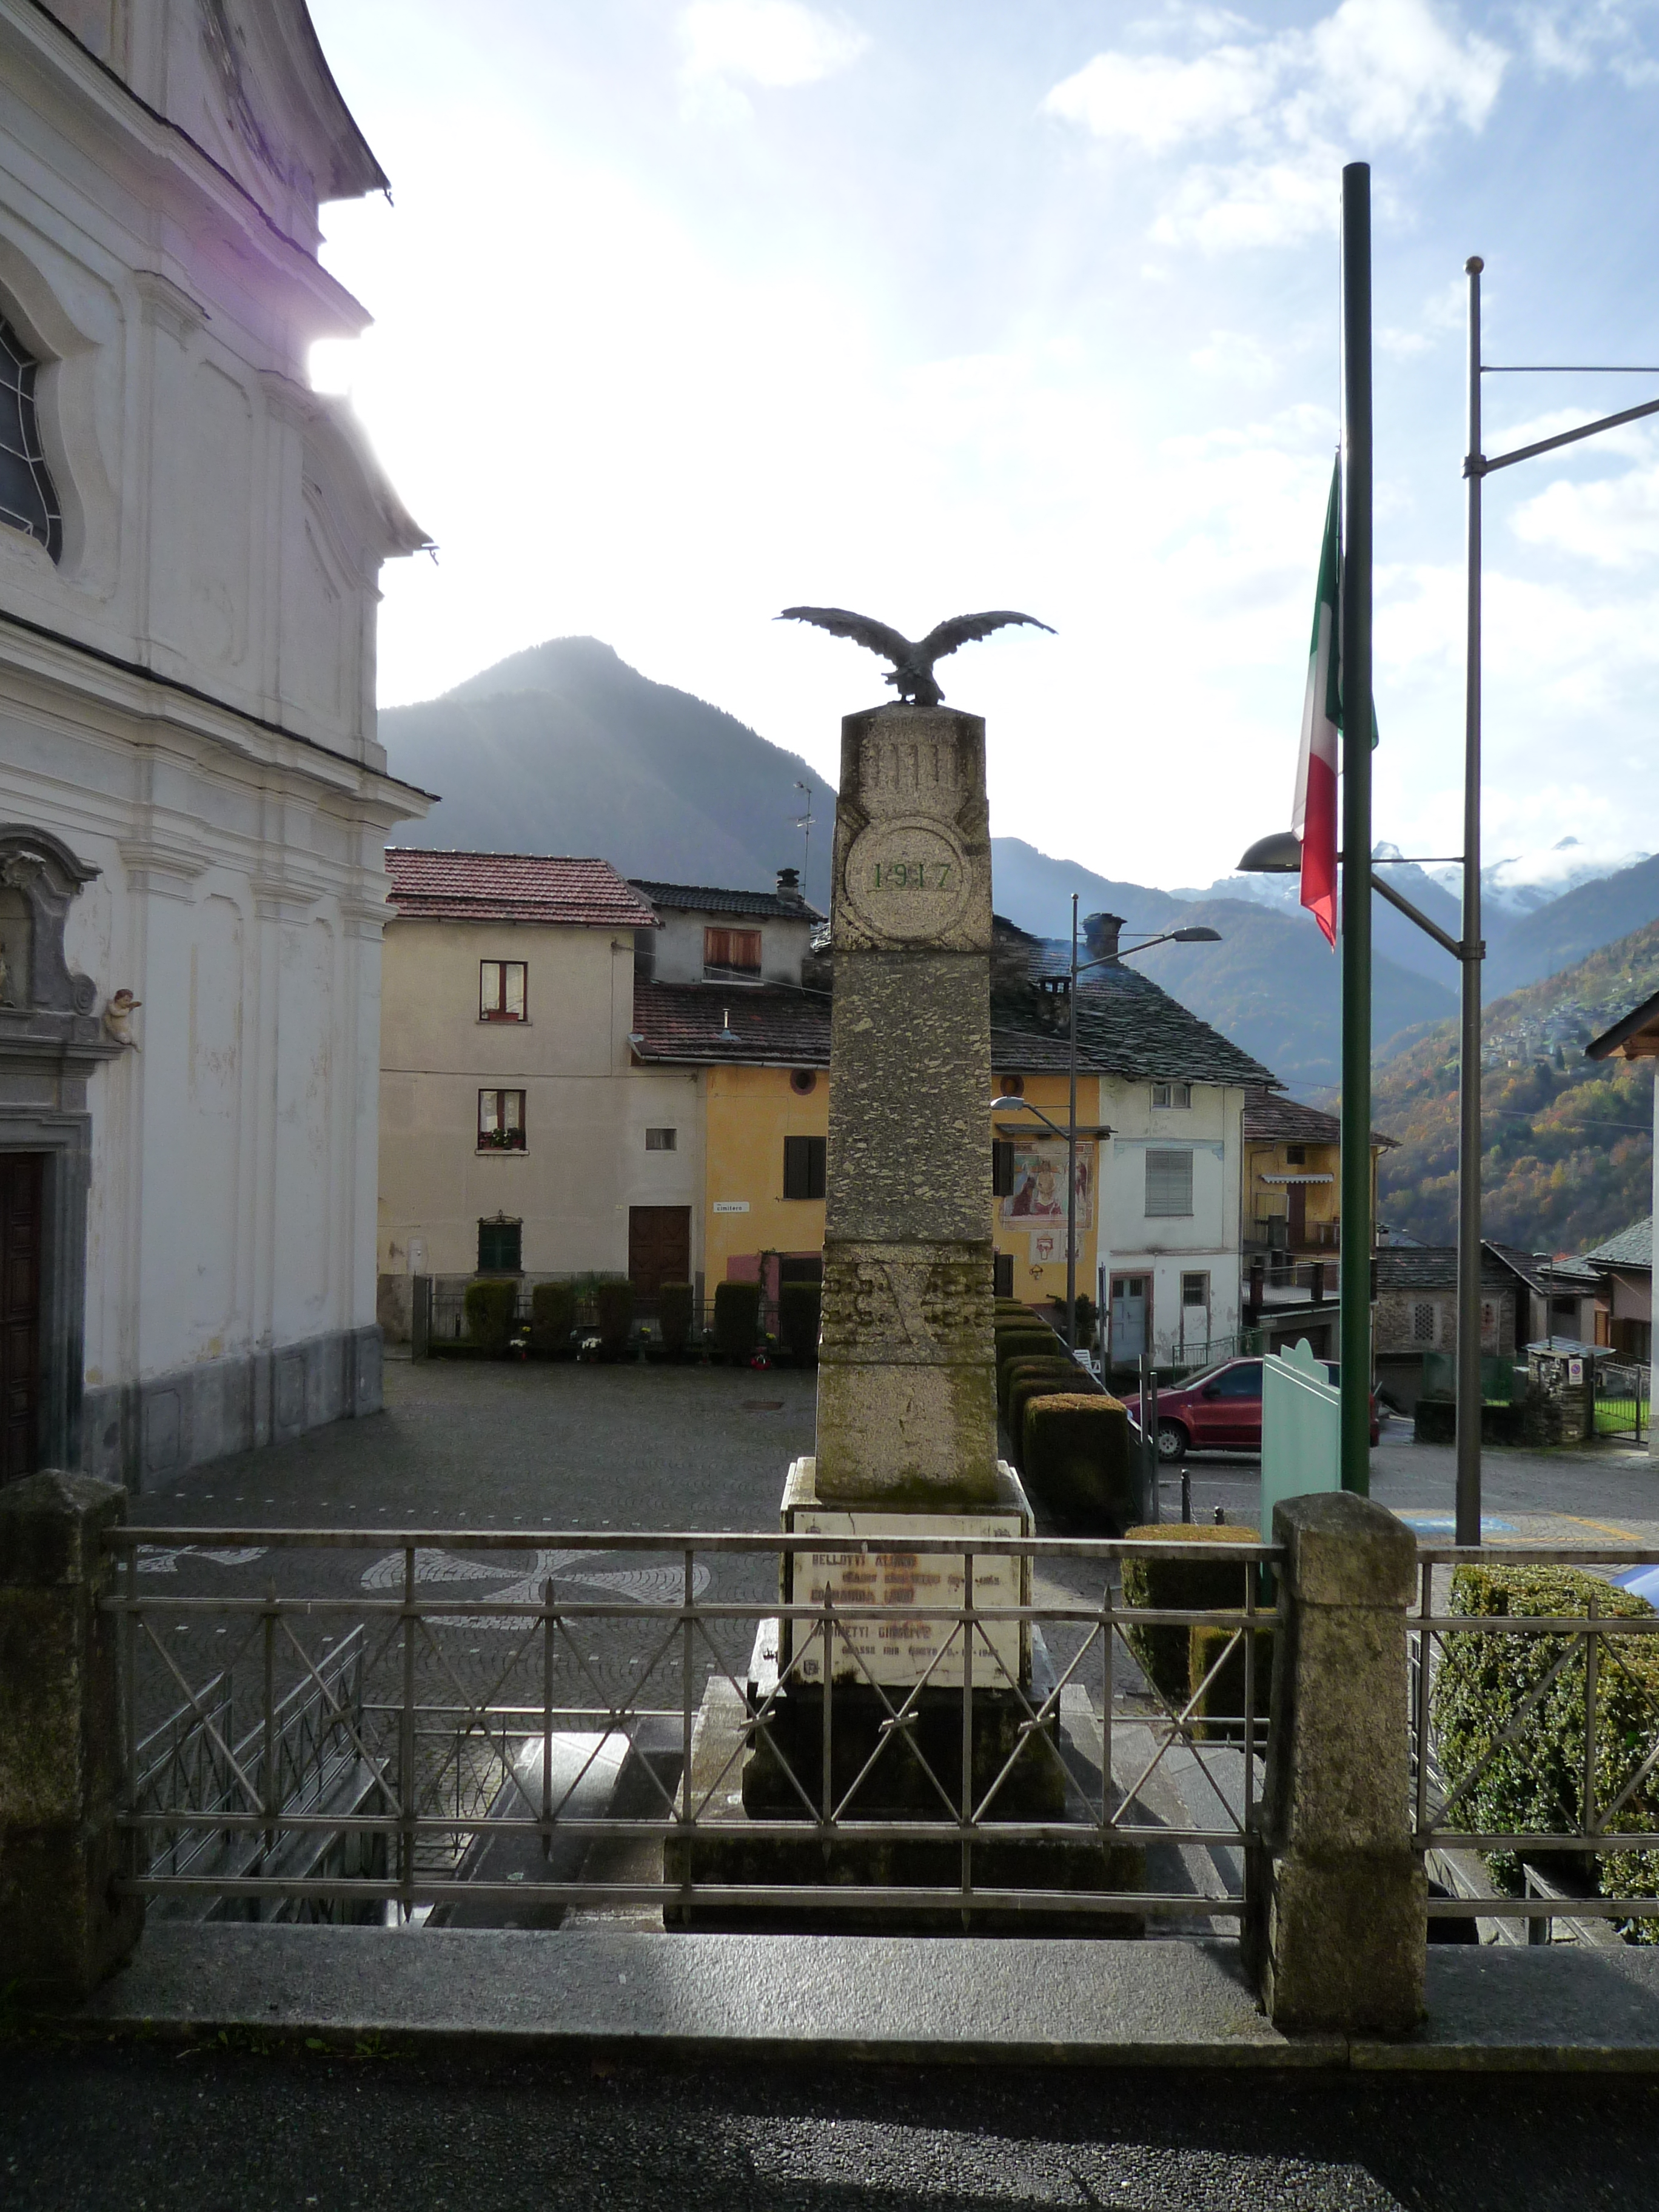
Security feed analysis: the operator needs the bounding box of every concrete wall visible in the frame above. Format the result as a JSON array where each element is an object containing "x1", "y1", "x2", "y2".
[
  {"x1": 0, "y1": 0, "x2": 427, "y2": 1487},
  {"x1": 650, "y1": 906, "x2": 816, "y2": 988}
]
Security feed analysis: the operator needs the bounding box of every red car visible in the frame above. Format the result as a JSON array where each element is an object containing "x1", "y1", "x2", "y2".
[{"x1": 1148, "y1": 1357, "x2": 1379, "y2": 1461}]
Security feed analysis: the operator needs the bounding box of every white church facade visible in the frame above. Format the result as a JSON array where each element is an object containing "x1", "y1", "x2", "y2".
[{"x1": 0, "y1": 0, "x2": 429, "y2": 1486}]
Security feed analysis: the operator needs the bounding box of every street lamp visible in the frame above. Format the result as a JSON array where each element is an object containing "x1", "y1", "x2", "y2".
[
  {"x1": 992, "y1": 896, "x2": 1222, "y2": 1358},
  {"x1": 1242, "y1": 256, "x2": 1659, "y2": 1540}
]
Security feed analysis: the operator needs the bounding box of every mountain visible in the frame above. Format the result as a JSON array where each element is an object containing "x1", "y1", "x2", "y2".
[
  {"x1": 1372, "y1": 920, "x2": 1659, "y2": 1252},
  {"x1": 1486, "y1": 852, "x2": 1659, "y2": 999},
  {"x1": 380, "y1": 635, "x2": 1649, "y2": 1106},
  {"x1": 1125, "y1": 899, "x2": 1456, "y2": 1094},
  {"x1": 381, "y1": 637, "x2": 836, "y2": 909}
]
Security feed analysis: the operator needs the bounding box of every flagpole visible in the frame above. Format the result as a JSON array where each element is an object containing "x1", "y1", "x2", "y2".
[
  {"x1": 1339, "y1": 162, "x2": 1373, "y2": 1495},
  {"x1": 1455, "y1": 256, "x2": 1485, "y2": 1546}
]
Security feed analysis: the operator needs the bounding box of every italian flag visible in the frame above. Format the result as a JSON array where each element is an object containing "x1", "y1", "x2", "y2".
[{"x1": 1292, "y1": 460, "x2": 1341, "y2": 948}]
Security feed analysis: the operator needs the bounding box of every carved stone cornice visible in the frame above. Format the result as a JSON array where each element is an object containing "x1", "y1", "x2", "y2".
[
  {"x1": 118, "y1": 839, "x2": 210, "y2": 902},
  {"x1": 133, "y1": 270, "x2": 209, "y2": 343}
]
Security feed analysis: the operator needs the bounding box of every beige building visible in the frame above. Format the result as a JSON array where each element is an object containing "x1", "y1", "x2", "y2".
[
  {"x1": 377, "y1": 851, "x2": 685, "y2": 1315},
  {"x1": 376, "y1": 854, "x2": 831, "y2": 1332}
]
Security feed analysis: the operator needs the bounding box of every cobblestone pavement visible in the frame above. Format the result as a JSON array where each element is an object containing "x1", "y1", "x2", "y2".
[{"x1": 5, "y1": 2042, "x2": 1658, "y2": 2210}]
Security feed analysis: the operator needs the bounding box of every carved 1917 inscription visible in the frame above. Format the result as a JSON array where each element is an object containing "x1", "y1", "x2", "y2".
[
  {"x1": 819, "y1": 1247, "x2": 991, "y2": 1364},
  {"x1": 842, "y1": 819, "x2": 971, "y2": 943}
]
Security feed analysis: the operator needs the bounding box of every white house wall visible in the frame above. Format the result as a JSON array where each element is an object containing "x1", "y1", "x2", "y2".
[
  {"x1": 1099, "y1": 1078, "x2": 1245, "y2": 1359},
  {"x1": 0, "y1": 0, "x2": 427, "y2": 1486}
]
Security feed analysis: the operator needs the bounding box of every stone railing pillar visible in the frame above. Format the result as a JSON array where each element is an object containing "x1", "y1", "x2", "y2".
[
  {"x1": 1252, "y1": 1490, "x2": 1424, "y2": 2032},
  {"x1": 0, "y1": 1468, "x2": 142, "y2": 1999}
]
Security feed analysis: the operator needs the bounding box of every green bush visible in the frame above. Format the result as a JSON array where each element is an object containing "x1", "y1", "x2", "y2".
[
  {"x1": 779, "y1": 1282, "x2": 821, "y2": 1366},
  {"x1": 1187, "y1": 1623, "x2": 1275, "y2": 1741},
  {"x1": 1006, "y1": 1364, "x2": 1102, "y2": 1460},
  {"x1": 1001, "y1": 1357, "x2": 1083, "y2": 1435},
  {"x1": 1121, "y1": 1523, "x2": 1261, "y2": 1709},
  {"x1": 658, "y1": 1282, "x2": 695, "y2": 1356},
  {"x1": 529, "y1": 1281, "x2": 576, "y2": 1358},
  {"x1": 463, "y1": 1278, "x2": 518, "y2": 1357},
  {"x1": 996, "y1": 1332, "x2": 1065, "y2": 1412},
  {"x1": 714, "y1": 1279, "x2": 762, "y2": 1361},
  {"x1": 1433, "y1": 1563, "x2": 1659, "y2": 1927},
  {"x1": 594, "y1": 1277, "x2": 634, "y2": 1357},
  {"x1": 1022, "y1": 1393, "x2": 1134, "y2": 1532}
]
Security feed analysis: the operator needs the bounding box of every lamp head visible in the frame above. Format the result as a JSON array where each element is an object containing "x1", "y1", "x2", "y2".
[
  {"x1": 1236, "y1": 830, "x2": 1301, "y2": 874},
  {"x1": 1171, "y1": 926, "x2": 1222, "y2": 943}
]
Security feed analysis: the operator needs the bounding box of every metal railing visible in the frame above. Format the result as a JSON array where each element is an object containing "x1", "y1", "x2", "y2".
[
  {"x1": 1594, "y1": 1361, "x2": 1650, "y2": 1443},
  {"x1": 101, "y1": 1527, "x2": 1279, "y2": 1929},
  {"x1": 1411, "y1": 1545, "x2": 1659, "y2": 1938}
]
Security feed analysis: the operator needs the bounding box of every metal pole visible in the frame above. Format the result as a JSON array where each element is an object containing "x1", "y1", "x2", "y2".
[
  {"x1": 1066, "y1": 893, "x2": 1079, "y2": 1352},
  {"x1": 1456, "y1": 255, "x2": 1486, "y2": 1546},
  {"x1": 1339, "y1": 163, "x2": 1374, "y2": 1495}
]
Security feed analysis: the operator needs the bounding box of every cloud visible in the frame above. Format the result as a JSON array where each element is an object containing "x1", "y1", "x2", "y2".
[
  {"x1": 1511, "y1": 442, "x2": 1659, "y2": 568},
  {"x1": 679, "y1": 1, "x2": 867, "y2": 90},
  {"x1": 1521, "y1": 3, "x2": 1659, "y2": 87},
  {"x1": 1044, "y1": 0, "x2": 1507, "y2": 248}
]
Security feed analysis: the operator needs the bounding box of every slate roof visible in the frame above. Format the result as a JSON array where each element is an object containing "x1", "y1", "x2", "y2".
[
  {"x1": 1487, "y1": 1242, "x2": 1602, "y2": 1295},
  {"x1": 1584, "y1": 1217, "x2": 1653, "y2": 1272},
  {"x1": 1375, "y1": 1247, "x2": 1517, "y2": 1293},
  {"x1": 631, "y1": 880, "x2": 826, "y2": 923},
  {"x1": 1241, "y1": 1087, "x2": 1396, "y2": 1150},
  {"x1": 1375, "y1": 1242, "x2": 1600, "y2": 1295},
  {"x1": 990, "y1": 965, "x2": 1279, "y2": 1089},
  {"x1": 385, "y1": 850, "x2": 657, "y2": 929},
  {"x1": 631, "y1": 981, "x2": 830, "y2": 1067}
]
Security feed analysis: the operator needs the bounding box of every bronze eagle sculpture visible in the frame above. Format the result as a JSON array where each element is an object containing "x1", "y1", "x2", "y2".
[{"x1": 777, "y1": 606, "x2": 1054, "y2": 707}]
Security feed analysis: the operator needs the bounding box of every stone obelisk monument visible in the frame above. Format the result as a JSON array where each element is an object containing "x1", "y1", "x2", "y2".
[{"x1": 814, "y1": 700, "x2": 999, "y2": 1507}]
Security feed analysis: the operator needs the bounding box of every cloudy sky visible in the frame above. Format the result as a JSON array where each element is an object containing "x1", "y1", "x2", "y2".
[{"x1": 307, "y1": 0, "x2": 1659, "y2": 892}]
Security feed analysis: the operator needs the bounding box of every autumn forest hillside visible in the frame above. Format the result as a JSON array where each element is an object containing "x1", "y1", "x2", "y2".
[{"x1": 1373, "y1": 920, "x2": 1659, "y2": 1253}]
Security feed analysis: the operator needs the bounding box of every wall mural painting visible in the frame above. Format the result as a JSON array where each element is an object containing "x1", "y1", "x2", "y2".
[{"x1": 1000, "y1": 1139, "x2": 1094, "y2": 1249}]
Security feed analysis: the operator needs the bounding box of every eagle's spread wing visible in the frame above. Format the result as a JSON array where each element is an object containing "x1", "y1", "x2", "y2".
[
  {"x1": 919, "y1": 611, "x2": 1054, "y2": 662},
  {"x1": 777, "y1": 606, "x2": 917, "y2": 665}
]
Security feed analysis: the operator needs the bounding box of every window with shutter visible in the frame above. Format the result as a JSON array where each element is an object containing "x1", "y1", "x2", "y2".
[
  {"x1": 1144, "y1": 1149, "x2": 1193, "y2": 1217},
  {"x1": 703, "y1": 927, "x2": 763, "y2": 980},
  {"x1": 991, "y1": 1140, "x2": 1014, "y2": 1197},
  {"x1": 477, "y1": 1217, "x2": 522, "y2": 1272},
  {"x1": 783, "y1": 1134, "x2": 826, "y2": 1200}
]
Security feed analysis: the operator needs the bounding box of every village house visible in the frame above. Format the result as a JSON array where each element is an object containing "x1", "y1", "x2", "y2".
[
  {"x1": 1584, "y1": 1217, "x2": 1652, "y2": 1362},
  {"x1": 987, "y1": 915, "x2": 1277, "y2": 1369},
  {"x1": 0, "y1": 0, "x2": 427, "y2": 1485},
  {"x1": 377, "y1": 858, "x2": 830, "y2": 1327}
]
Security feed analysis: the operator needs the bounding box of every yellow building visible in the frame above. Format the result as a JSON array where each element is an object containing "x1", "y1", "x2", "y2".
[
  {"x1": 1240, "y1": 1088, "x2": 1391, "y2": 1258},
  {"x1": 628, "y1": 876, "x2": 829, "y2": 1304}
]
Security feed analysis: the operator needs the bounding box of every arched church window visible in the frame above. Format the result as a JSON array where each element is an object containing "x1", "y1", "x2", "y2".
[
  {"x1": 0, "y1": 886, "x2": 32, "y2": 1006},
  {"x1": 0, "y1": 316, "x2": 62, "y2": 563}
]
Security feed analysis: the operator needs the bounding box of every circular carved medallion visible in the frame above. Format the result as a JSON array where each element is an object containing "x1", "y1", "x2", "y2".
[{"x1": 842, "y1": 819, "x2": 971, "y2": 942}]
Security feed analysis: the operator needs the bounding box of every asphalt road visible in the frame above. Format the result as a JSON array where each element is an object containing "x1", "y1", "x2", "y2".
[{"x1": 5, "y1": 2042, "x2": 1658, "y2": 2210}]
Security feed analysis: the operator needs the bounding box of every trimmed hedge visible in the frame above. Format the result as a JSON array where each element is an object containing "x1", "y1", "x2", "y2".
[
  {"x1": 1188, "y1": 1623, "x2": 1275, "y2": 1741},
  {"x1": 1121, "y1": 1523, "x2": 1261, "y2": 1708},
  {"x1": 1022, "y1": 1393, "x2": 1134, "y2": 1533},
  {"x1": 996, "y1": 1333, "x2": 1065, "y2": 1412},
  {"x1": 1433, "y1": 1562, "x2": 1659, "y2": 1929},
  {"x1": 714, "y1": 1279, "x2": 762, "y2": 1361},
  {"x1": 779, "y1": 1282, "x2": 821, "y2": 1366},
  {"x1": 529, "y1": 1281, "x2": 576, "y2": 1359},
  {"x1": 999, "y1": 1353, "x2": 1106, "y2": 1460},
  {"x1": 594, "y1": 1277, "x2": 634, "y2": 1357},
  {"x1": 658, "y1": 1281, "x2": 695, "y2": 1356},
  {"x1": 1002, "y1": 1359, "x2": 1087, "y2": 1439},
  {"x1": 463, "y1": 1278, "x2": 518, "y2": 1357}
]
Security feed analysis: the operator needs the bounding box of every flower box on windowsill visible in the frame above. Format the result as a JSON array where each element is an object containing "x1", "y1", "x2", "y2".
[{"x1": 477, "y1": 1130, "x2": 526, "y2": 1152}]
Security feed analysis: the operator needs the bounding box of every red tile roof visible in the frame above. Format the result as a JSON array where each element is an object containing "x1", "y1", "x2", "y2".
[
  {"x1": 385, "y1": 850, "x2": 658, "y2": 928},
  {"x1": 1241, "y1": 1086, "x2": 1395, "y2": 1150},
  {"x1": 631, "y1": 981, "x2": 830, "y2": 1067}
]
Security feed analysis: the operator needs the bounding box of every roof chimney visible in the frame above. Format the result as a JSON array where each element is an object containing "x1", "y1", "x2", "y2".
[
  {"x1": 1082, "y1": 912, "x2": 1124, "y2": 964},
  {"x1": 776, "y1": 866, "x2": 803, "y2": 903}
]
